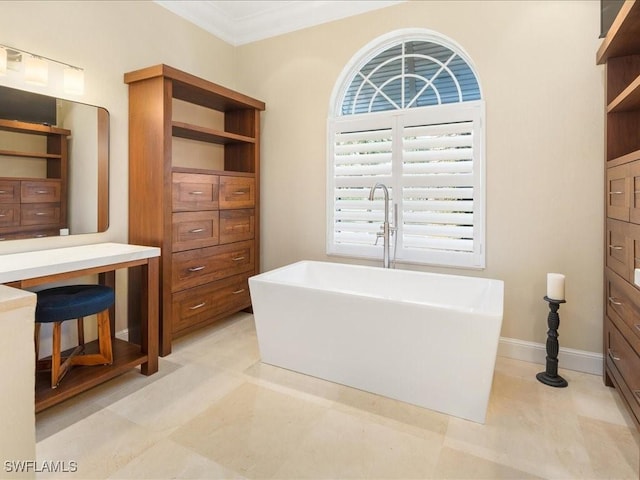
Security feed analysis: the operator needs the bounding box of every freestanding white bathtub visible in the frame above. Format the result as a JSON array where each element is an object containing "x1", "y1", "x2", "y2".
[{"x1": 248, "y1": 261, "x2": 504, "y2": 424}]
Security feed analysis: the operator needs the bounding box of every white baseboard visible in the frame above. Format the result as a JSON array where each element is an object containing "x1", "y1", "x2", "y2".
[{"x1": 498, "y1": 337, "x2": 603, "y2": 376}]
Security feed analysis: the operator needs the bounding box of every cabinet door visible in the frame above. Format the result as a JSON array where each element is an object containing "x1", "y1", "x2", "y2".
[
  {"x1": 608, "y1": 164, "x2": 630, "y2": 221},
  {"x1": 629, "y1": 161, "x2": 640, "y2": 224},
  {"x1": 607, "y1": 218, "x2": 631, "y2": 280},
  {"x1": 21, "y1": 180, "x2": 61, "y2": 203},
  {"x1": 606, "y1": 321, "x2": 640, "y2": 424},
  {"x1": 0, "y1": 180, "x2": 19, "y2": 203},
  {"x1": 172, "y1": 172, "x2": 219, "y2": 212},
  {"x1": 0, "y1": 204, "x2": 19, "y2": 227},
  {"x1": 219, "y1": 176, "x2": 255, "y2": 209},
  {"x1": 172, "y1": 211, "x2": 220, "y2": 252},
  {"x1": 219, "y1": 209, "x2": 255, "y2": 244}
]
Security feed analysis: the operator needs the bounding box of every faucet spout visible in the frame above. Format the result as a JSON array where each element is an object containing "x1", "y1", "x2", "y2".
[{"x1": 369, "y1": 183, "x2": 392, "y2": 268}]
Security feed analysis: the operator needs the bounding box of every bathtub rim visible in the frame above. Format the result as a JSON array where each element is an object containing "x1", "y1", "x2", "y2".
[{"x1": 249, "y1": 260, "x2": 504, "y2": 317}]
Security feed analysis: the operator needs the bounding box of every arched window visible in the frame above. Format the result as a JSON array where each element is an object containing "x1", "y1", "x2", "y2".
[{"x1": 327, "y1": 29, "x2": 485, "y2": 268}]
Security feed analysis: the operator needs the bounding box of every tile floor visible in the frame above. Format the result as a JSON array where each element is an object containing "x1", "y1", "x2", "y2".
[{"x1": 36, "y1": 313, "x2": 639, "y2": 479}]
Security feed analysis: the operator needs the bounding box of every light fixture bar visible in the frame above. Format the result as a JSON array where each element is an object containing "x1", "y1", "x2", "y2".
[{"x1": 0, "y1": 44, "x2": 82, "y2": 71}]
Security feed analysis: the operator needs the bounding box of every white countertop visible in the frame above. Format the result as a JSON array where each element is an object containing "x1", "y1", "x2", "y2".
[{"x1": 0, "y1": 242, "x2": 161, "y2": 284}]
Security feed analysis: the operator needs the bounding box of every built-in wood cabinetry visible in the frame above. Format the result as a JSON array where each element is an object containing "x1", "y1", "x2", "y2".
[
  {"x1": 598, "y1": 0, "x2": 640, "y2": 430},
  {"x1": 0, "y1": 119, "x2": 69, "y2": 240},
  {"x1": 125, "y1": 65, "x2": 265, "y2": 356}
]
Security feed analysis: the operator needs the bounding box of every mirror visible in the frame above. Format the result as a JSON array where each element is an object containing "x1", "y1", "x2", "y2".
[{"x1": 0, "y1": 85, "x2": 108, "y2": 239}]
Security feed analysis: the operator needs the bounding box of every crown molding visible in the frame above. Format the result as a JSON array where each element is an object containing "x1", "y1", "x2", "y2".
[{"x1": 155, "y1": 1, "x2": 406, "y2": 46}]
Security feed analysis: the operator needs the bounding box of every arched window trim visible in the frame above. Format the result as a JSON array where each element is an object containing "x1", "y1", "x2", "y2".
[
  {"x1": 329, "y1": 28, "x2": 484, "y2": 117},
  {"x1": 327, "y1": 29, "x2": 486, "y2": 270}
]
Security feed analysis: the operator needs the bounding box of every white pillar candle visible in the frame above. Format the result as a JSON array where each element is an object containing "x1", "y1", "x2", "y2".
[{"x1": 547, "y1": 273, "x2": 565, "y2": 301}]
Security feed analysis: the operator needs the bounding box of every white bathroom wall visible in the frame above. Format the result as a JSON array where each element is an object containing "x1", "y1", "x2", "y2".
[{"x1": 236, "y1": 0, "x2": 605, "y2": 354}]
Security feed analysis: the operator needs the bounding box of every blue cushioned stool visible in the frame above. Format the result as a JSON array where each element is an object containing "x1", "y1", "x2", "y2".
[{"x1": 35, "y1": 284, "x2": 115, "y2": 388}]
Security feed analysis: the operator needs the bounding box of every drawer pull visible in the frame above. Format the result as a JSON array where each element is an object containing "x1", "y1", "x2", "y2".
[
  {"x1": 634, "y1": 390, "x2": 640, "y2": 401},
  {"x1": 188, "y1": 266, "x2": 205, "y2": 272},
  {"x1": 608, "y1": 296, "x2": 623, "y2": 306},
  {"x1": 0, "y1": 214, "x2": 5, "y2": 217},
  {"x1": 189, "y1": 228, "x2": 205, "y2": 234},
  {"x1": 232, "y1": 256, "x2": 245, "y2": 261},
  {"x1": 189, "y1": 302, "x2": 206, "y2": 310},
  {"x1": 233, "y1": 191, "x2": 246, "y2": 195},
  {"x1": 232, "y1": 289, "x2": 245, "y2": 295},
  {"x1": 34, "y1": 234, "x2": 46, "y2": 238},
  {"x1": 0, "y1": 190, "x2": 6, "y2": 194},
  {"x1": 608, "y1": 348, "x2": 621, "y2": 362},
  {"x1": 634, "y1": 324, "x2": 640, "y2": 333},
  {"x1": 35, "y1": 212, "x2": 48, "y2": 216},
  {"x1": 609, "y1": 245, "x2": 624, "y2": 250},
  {"x1": 189, "y1": 191, "x2": 204, "y2": 195},
  {"x1": 609, "y1": 191, "x2": 624, "y2": 195},
  {"x1": 36, "y1": 190, "x2": 48, "y2": 194}
]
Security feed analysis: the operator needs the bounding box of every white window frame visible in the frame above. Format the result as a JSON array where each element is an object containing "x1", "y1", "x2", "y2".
[{"x1": 327, "y1": 29, "x2": 485, "y2": 269}]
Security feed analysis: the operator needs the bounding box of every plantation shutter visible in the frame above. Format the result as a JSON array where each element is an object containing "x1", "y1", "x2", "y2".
[
  {"x1": 398, "y1": 103, "x2": 483, "y2": 267},
  {"x1": 329, "y1": 115, "x2": 394, "y2": 258}
]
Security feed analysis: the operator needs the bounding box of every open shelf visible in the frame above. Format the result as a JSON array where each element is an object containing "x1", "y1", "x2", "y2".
[
  {"x1": 0, "y1": 149, "x2": 63, "y2": 159},
  {"x1": 35, "y1": 338, "x2": 147, "y2": 413},
  {"x1": 609, "y1": 74, "x2": 640, "y2": 112},
  {"x1": 172, "y1": 121, "x2": 256, "y2": 145},
  {"x1": 597, "y1": 0, "x2": 640, "y2": 64}
]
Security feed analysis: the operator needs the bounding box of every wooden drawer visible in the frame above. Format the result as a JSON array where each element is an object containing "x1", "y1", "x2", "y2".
[
  {"x1": 0, "y1": 180, "x2": 19, "y2": 203},
  {"x1": 606, "y1": 268, "x2": 640, "y2": 347},
  {"x1": 608, "y1": 164, "x2": 630, "y2": 221},
  {"x1": 607, "y1": 218, "x2": 631, "y2": 280},
  {"x1": 0, "y1": 204, "x2": 19, "y2": 227},
  {"x1": 171, "y1": 273, "x2": 251, "y2": 334},
  {"x1": 21, "y1": 180, "x2": 61, "y2": 203},
  {"x1": 606, "y1": 319, "x2": 640, "y2": 423},
  {"x1": 220, "y1": 209, "x2": 255, "y2": 244},
  {"x1": 21, "y1": 203, "x2": 60, "y2": 226},
  {"x1": 172, "y1": 211, "x2": 219, "y2": 252},
  {"x1": 630, "y1": 161, "x2": 640, "y2": 225},
  {"x1": 172, "y1": 172, "x2": 219, "y2": 212},
  {"x1": 219, "y1": 176, "x2": 255, "y2": 209},
  {"x1": 171, "y1": 240, "x2": 255, "y2": 292}
]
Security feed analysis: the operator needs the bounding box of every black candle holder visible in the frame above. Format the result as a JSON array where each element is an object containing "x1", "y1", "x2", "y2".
[{"x1": 536, "y1": 296, "x2": 568, "y2": 388}]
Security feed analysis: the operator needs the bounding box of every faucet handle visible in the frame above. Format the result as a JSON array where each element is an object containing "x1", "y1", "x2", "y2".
[{"x1": 374, "y1": 230, "x2": 384, "y2": 245}]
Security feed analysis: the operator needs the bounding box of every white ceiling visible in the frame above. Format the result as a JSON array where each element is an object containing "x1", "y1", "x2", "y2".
[{"x1": 155, "y1": 1, "x2": 405, "y2": 46}]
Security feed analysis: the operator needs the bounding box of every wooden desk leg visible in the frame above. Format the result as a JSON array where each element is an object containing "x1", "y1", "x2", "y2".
[
  {"x1": 99, "y1": 271, "x2": 116, "y2": 337},
  {"x1": 140, "y1": 257, "x2": 159, "y2": 375}
]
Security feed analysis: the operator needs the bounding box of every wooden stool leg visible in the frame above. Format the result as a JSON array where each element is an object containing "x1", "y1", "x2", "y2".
[
  {"x1": 51, "y1": 322, "x2": 62, "y2": 388},
  {"x1": 98, "y1": 310, "x2": 113, "y2": 364},
  {"x1": 77, "y1": 317, "x2": 85, "y2": 348}
]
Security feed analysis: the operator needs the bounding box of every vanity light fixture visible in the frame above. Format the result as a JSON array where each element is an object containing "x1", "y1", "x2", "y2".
[{"x1": 0, "y1": 44, "x2": 84, "y2": 95}]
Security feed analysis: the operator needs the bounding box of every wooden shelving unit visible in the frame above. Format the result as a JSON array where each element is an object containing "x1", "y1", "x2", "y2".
[
  {"x1": 125, "y1": 65, "x2": 265, "y2": 356},
  {"x1": 0, "y1": 119, "x2": 69, "y2": 240},
  {"x1": 599, "y1": 0, "x2": 640, "y2": 431}
]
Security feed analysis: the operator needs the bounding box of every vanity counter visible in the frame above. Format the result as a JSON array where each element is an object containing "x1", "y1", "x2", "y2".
[{"x1": 0, "y1": 242, "x2": 160, "y2": 412}]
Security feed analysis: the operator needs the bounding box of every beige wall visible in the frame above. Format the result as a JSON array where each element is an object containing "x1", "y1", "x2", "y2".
[
  {"x1": 236, "y1": 0, "x2": 605, "y2": 353},
  {"x1": 0, "y1": 1, "x2": 604, "y2": 355}
]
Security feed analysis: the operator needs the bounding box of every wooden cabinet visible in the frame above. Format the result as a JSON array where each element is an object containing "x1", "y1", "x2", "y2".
[
  {"x1": 125, "y1": 65, "x2": 265, "y2": 355},
  {"x1": 598, "y1": 0, "x2": 640, "y2": 430},
  {"x1": 0, "y1": 120, "x2": 69, "y2": 240}
]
